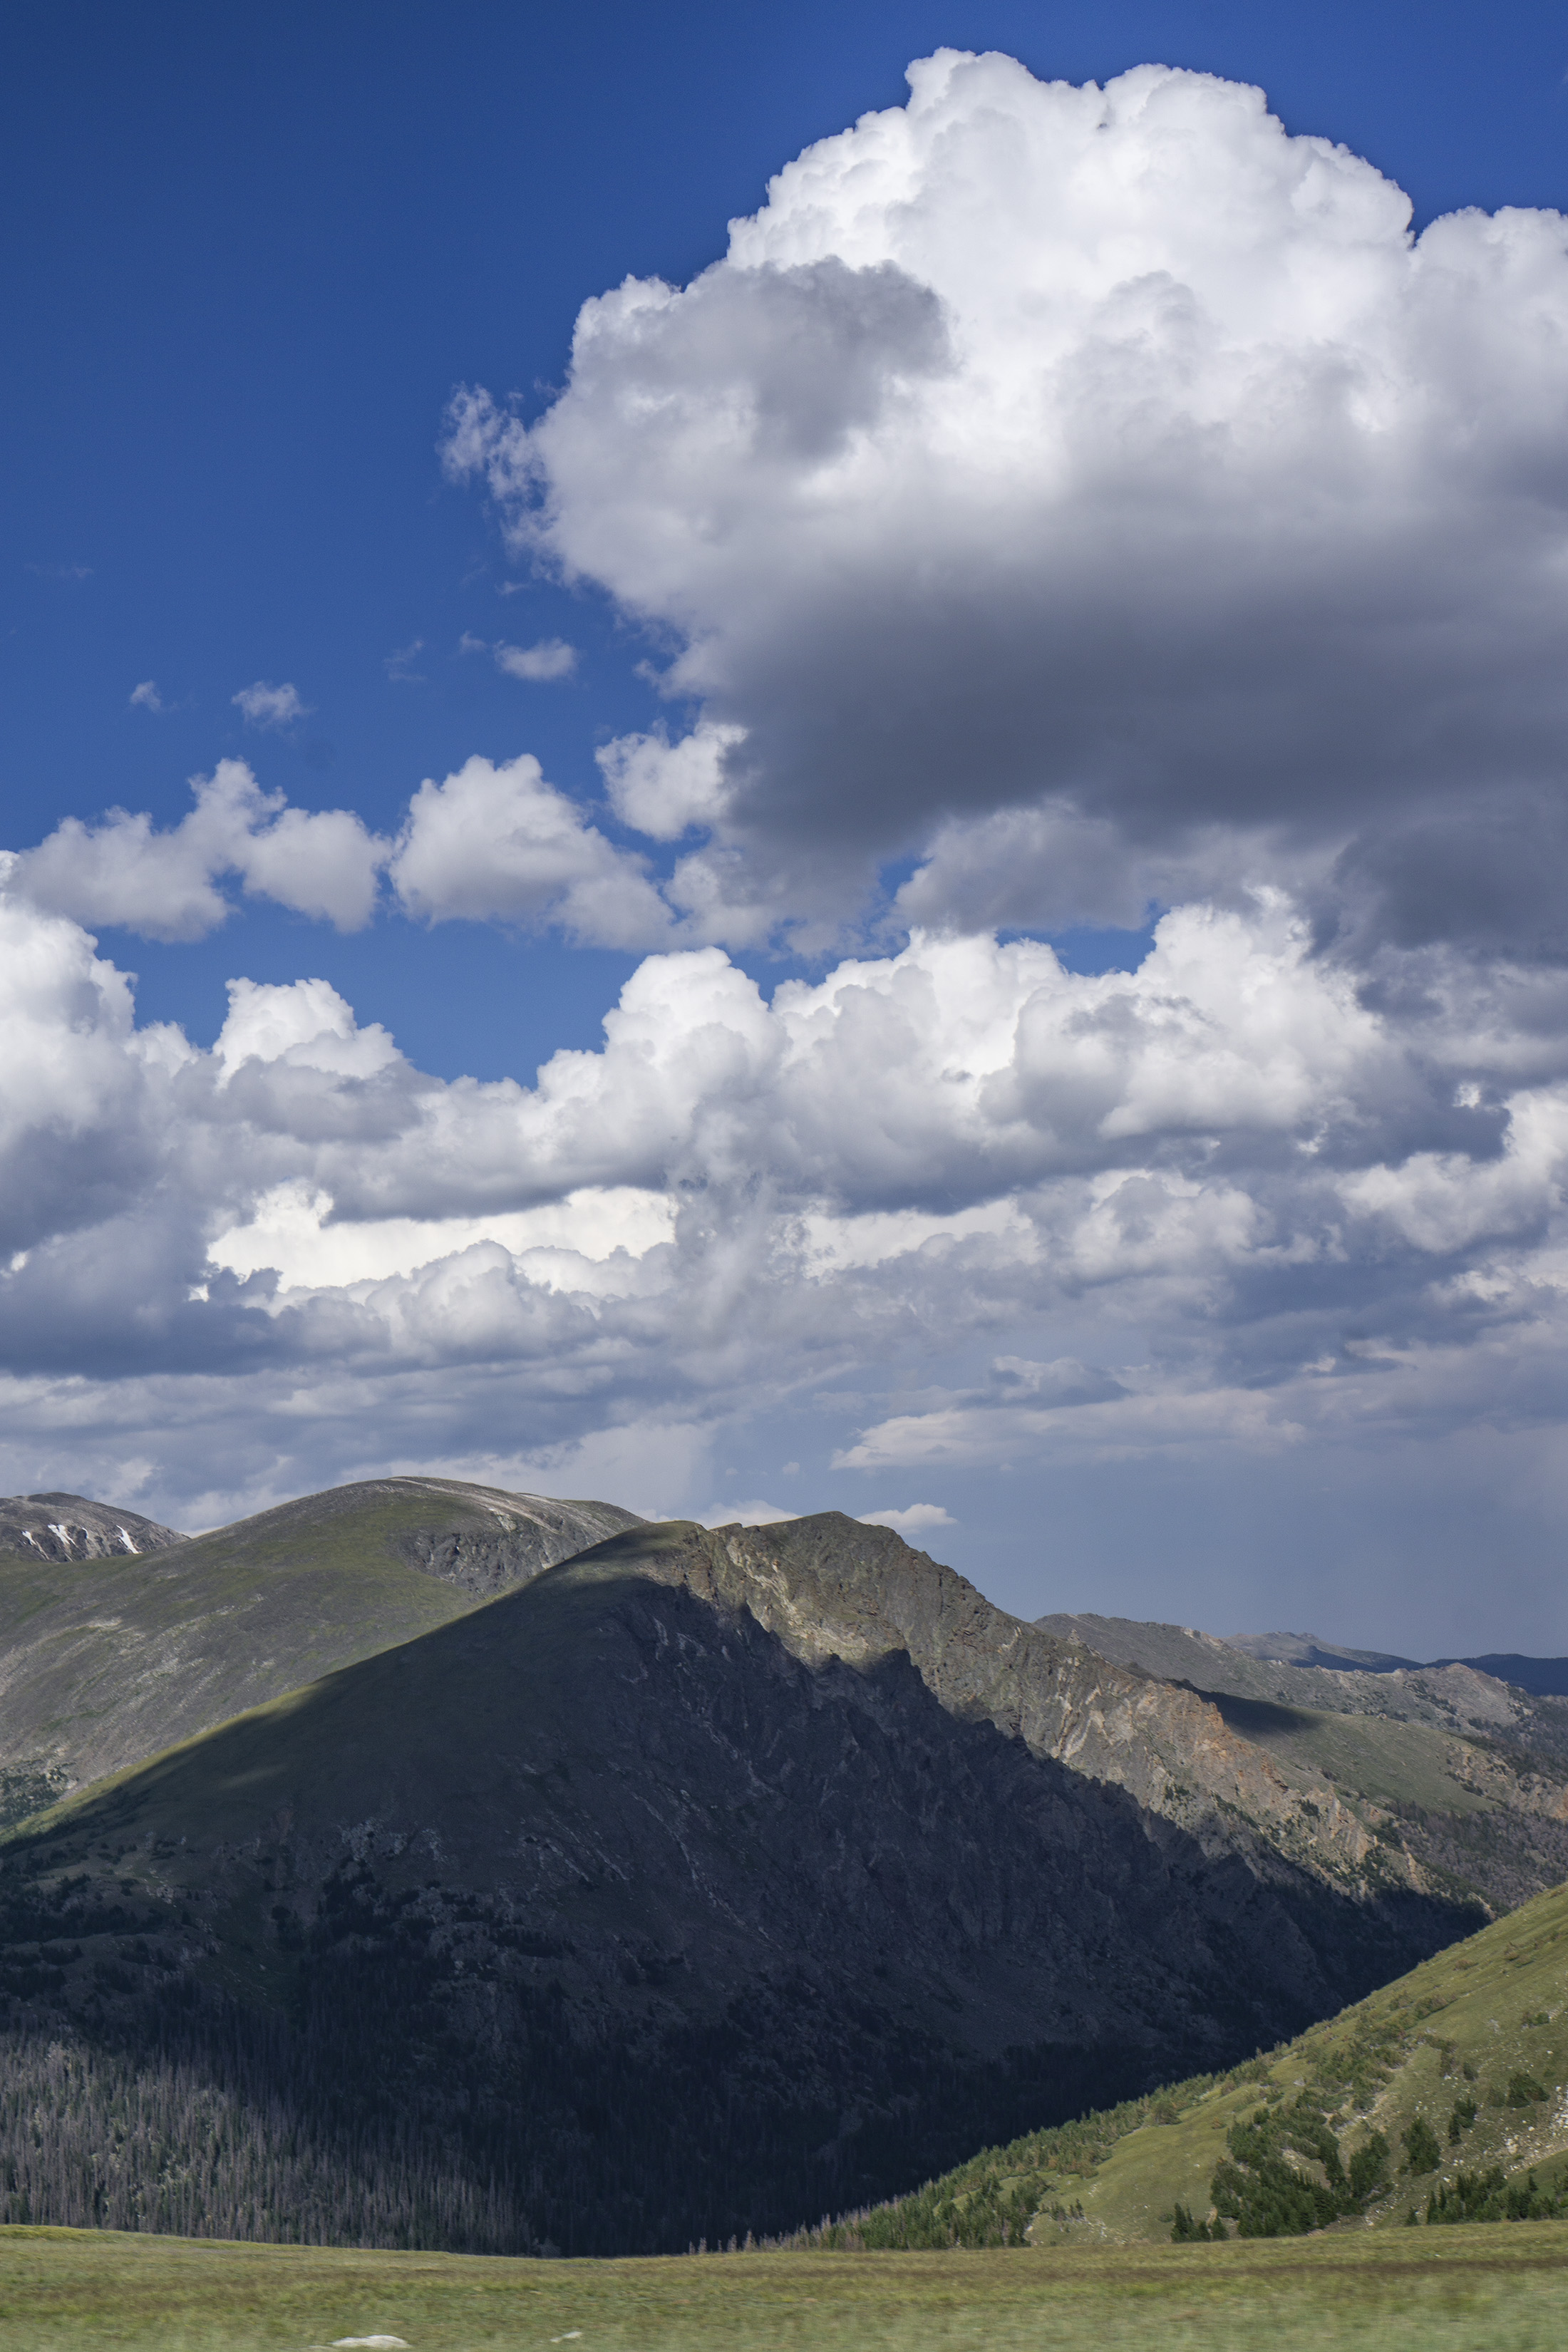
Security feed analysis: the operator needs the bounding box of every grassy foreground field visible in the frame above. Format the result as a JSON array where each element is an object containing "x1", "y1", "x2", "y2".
[{"x1": 4, "y1": 2224, "x2": 1568, "y2": 2351}]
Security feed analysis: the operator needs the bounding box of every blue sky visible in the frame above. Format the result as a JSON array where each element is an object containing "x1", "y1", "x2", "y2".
[{"x1": 6, "y1": 0, "x2": 1568, "y2": 1647}]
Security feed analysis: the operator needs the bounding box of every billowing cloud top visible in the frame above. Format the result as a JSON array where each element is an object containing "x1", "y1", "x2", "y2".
[{"x1": 448, "y1": 50, "x2": 1568, "y2": 946}]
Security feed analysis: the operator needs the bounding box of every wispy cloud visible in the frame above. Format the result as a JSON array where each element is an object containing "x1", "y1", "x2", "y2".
[
  {"x1": 384, "y1": 639, "x2": 425, "y2": 684},
  {"x1": 128, "y1": 681, "x2": 165, "y2": 713},
  {"x1": 26, "y1": 561, "x2": 92, "y2": 582},
  {"x1": 233, "y1": 680, "x2": 309, "y2": 730}
]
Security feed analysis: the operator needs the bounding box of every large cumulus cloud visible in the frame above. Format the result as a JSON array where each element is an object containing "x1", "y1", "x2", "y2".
[{"x1": 446, "y1": 50, "x2": 1568, "y2": 944}]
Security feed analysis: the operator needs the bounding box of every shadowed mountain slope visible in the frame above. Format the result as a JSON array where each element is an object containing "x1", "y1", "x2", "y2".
[
  {"x1": 0, "y1": 1515, "x2": 1475, "y2": 2254},
  {"x1": 0, "y1": 1477, "x2": 641, "y2": 1817}
]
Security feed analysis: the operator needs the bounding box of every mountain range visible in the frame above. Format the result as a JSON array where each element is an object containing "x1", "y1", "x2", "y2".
[{"x1": 0, "y1": 1483, "x2": 1565, "y2": 2252}]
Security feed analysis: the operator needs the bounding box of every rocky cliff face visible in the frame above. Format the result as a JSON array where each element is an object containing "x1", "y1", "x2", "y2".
[
  {"x1": 387, "y1": 1481, "x2": 643, "y2": 1597},
  {"x1": 624, "y1": 1518, "x2": 1389, "y2": 1887}
]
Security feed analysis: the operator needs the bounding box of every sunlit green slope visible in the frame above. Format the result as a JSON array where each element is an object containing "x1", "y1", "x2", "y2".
[{"x1": 0, "y1": 1477, "x2": 640, "y2": 1807}]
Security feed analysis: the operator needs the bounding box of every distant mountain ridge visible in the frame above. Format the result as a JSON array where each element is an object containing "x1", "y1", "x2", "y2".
[
  {"x1": 1041, "y1": 1612, "x2": 1568, "y2": 1692},
  {"x1": 1222, "y1": 1627, "x2": 1568, "y2": 1693},
  {"x1": 1222, "y1": 1629, "x2": 1422, "y2": 1673},
  {"x1": 0, "y1": 1492, "x2": 186, "y2": 1562},
  {"x1": 1438, "y1": 1654, "x2": 1568, "y2": 1697},
  {"x1": 1036, "y1": 1609, "x2": 1568, "y2": 1914}
]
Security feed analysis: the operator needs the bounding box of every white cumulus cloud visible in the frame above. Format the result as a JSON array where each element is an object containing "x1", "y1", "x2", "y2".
[
  {"x1": 0, "y1": 886, "x2": 1566, "y2": 1630},
  {"x1": 445, "y1": 49, "x2": 1568, "y2": 949},
  {"x1": 4, "y1": 763, "x2": 386, "y2": 939},
  {"x1": 597, "y1": 719, "x2": 745, "y2": 840},
  {"x1": 387, "y1": 753, "x2": 671, "y2": 947}
]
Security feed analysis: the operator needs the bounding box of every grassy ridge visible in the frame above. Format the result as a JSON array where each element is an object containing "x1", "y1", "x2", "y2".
[
  {"x1": 801, "y1": 1872, "x2": 1568, "y2": 2249},
  {"x1": 0, "y1": 1481, "x2": 637, "y2": 1802},
  {"x1": 4, "y1": 2223, "x2": 1568, "y2": 2350}
]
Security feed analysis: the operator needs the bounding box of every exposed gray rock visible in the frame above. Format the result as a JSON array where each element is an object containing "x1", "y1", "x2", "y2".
[
  {"x1": 387, "y1": 1483, "x2": 643, "y2": 1597},
  {"x1": 0, "y1": 1493, "x2": 185, "y2": 1562}
]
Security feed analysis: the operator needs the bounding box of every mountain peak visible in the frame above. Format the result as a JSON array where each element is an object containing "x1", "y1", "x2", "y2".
[{"x1": 0, "y1": 1492, "x2": 186, "y2": 1562}]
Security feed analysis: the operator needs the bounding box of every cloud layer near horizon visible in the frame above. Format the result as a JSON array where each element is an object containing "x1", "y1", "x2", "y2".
[{"x1": 5, "y1": 882, "x2": 1568, "y2": 1557}]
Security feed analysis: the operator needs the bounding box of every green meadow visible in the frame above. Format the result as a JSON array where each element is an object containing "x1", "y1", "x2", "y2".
[{"x1": 4, "y1": 2223, "x2": 1568, "y2": 2352}]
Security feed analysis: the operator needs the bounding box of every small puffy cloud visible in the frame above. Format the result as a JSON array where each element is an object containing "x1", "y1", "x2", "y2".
[
  {"x1": 696, "y1": 1499, "x2": 798, "y2": 1527},
  {"x1": 214, "y1": 976, "x2": 401, "y2": 1085},
  {"x1": 858, "y1": 1503, "x2": 955, "y2": 1535},
  {"x1": 597, "y1": 719, "x2": 745, "y2": 840},
  {"x1": 238, "y1": 803, "x2": 386, "y2": 929},
  {"x1": 233, "y1": 680, "x2": 309, "y2": 730},
  {"x1": 4, "y1": 762, "x2": 386, "y2": 939},
  {"x1": 387, "y1": 753, "x2": 670, "y2": 947},
  {"x1": 494, "y1": 637, "x2": 577, "y2": 682},
  {"x1": 459, "y1": 633, "x2": 579, "y2": 681},
  {"x1": 128, "y1": 681, "x2": 165, "y2": 713}
]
